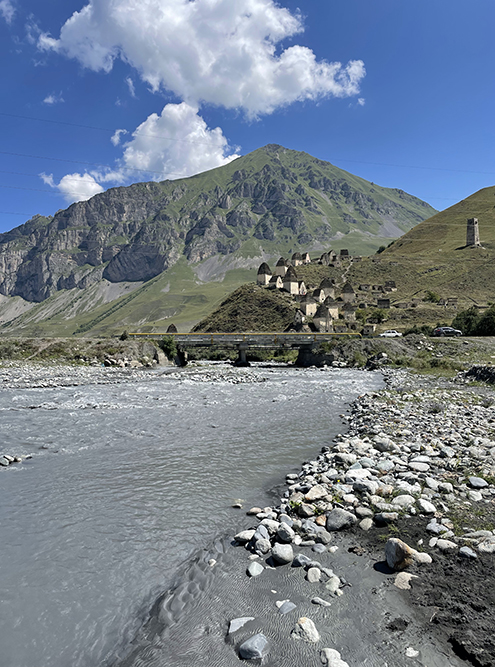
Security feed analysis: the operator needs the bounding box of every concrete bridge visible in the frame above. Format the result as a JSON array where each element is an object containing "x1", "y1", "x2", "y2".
[{"x1": 129, "y1": 332, "x2": 361, "y2": 366}]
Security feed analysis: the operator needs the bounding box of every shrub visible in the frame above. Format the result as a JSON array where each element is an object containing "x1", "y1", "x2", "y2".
[
  {"x1": 424, "y1": 290, "x2": 440, "y2": 303},
  {"x1": 159, "y1": 336, "x2": 177, "y2": 360}
]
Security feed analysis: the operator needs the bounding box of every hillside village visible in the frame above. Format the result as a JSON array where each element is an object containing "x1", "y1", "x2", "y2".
[{"x1": 254, "y1": 217, "x2": 483, "y2": 335}]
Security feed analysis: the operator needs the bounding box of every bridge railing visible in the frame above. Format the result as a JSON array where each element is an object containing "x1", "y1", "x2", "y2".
[{"x1": 128, "y1": 331, "x2": 361, "y2": 346}]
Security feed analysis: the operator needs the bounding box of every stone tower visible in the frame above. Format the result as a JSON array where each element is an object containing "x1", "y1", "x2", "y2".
[{"x1": 466, "y1": 218, "x2": 481, "y2": 247}]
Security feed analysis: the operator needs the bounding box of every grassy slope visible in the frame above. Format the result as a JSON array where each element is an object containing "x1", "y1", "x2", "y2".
[{"x1": 192, "y1": 284, "x2": 297, "y2": 333}]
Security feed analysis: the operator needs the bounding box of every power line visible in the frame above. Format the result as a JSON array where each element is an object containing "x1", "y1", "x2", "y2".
[
  {"x1": 0, "y1": 149, "x2": 173, "y2": 177},
  {"x1": 0, "y1": 111, "x2": 232, "y2": 149},
  {"x1": 1, "y1": 111, "x2": 494, "y2": 177}
]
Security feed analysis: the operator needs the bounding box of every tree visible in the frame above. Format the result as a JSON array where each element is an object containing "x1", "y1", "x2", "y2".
[{"x1": 452, "y1": 306, "x2": 480, "y2": 336}]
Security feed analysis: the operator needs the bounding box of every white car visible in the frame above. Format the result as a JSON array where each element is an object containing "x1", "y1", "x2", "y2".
[{"x1": 378, "y1": 330, "x2": 402, "y2": 338}]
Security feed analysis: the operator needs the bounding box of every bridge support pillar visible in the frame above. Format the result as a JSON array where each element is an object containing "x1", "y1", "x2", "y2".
[
  {"x1": 175, "y1": 348, "x2": 188, "y2": 367},
  {"x1": 234, "y1": 344, "x2": 250, "y2": 367},
  {"x1": 295, "y1": 344, "x2": 314, "y2": 367}
]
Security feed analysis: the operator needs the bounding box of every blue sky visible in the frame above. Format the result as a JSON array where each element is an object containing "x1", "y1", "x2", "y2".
[{"x1": 0, "y1": 0, "x2": 494, "y2": 234}]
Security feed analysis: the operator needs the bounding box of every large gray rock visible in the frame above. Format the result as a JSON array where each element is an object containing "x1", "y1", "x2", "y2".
[
  {"x1": 277, "y1": 523, "x2": 295, "y2": 543},
  {"x1": 325, "y1": 509, "x2": 357, "y2": 531},
  {"x1": 235, "y1": 529, "x2": 255, "y2": 543},
  {"x1": 271, "y1": 543, "x2": 294, "y2": 564},
  {"x1": 239, "y1": 633, "x2": 269, "y2": 660},
  {"x1": 385, "y1": 538, "x2": 414, "y2": 571},
  {"x1": 291, "y1": 617, "x2": 320, "y2": 643}
]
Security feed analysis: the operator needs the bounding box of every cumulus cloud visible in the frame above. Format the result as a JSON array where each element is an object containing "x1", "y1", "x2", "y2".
[
  {"x1": 38, "y1": 0, "x2": 365, "y2": 117},
  {"x1": 117, "y1": 102, "x2": 240, "y2": 180},
  {"x1": 43, "y1": 91, "x2": 64, "y2": 105},
  {"x1": 41, "y1": 171, "x2": 104, "y2": 203},
  {"x1": 41, "y1": 103, "x2": 239, "y2": 199},
  {"x1": 357, "y1": 97, "x2": 365, "y2": 106},
  {"x1": 0, "y1": 0, "x2": 15, "y2": 24}
]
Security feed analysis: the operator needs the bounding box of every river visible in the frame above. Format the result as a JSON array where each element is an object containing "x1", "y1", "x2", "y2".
[{"x1": 0, "y1": 363, "x2": 383, "y2": 667}]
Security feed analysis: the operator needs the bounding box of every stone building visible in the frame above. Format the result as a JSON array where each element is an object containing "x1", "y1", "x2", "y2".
[
  {"x1": 302, "y1": 252, "x2": 311, "y2": 264},
  {"x1": 466, "y1": 218, "x2": 481, "y2": 247},
  {"x1": 319, "y1": 277, "x2": 336, "y2": 300},
  {"x1": 377, "y1": 298, "x2": 391, "y2": 309},
  {"x1": 312, "y1": 288, "x2": 326, "y2": 303},
  {"x1": 322, "y1": 298, "x2": 340, "y2": 320},
  {"x1": 291, "y1": 252, "x2": 303, "y2": 267},
  {"x1": 342, "y1": 282, "x2": 356, "y2": 304},
  {"x1": 342, "y1": 303, "x2": 357, "y2": 322},
  {"x1": 257, "y1": 262, "x2": 272, "y2": 285},
  {"x1": 298, "y1": 281, "x2": 307, "y2": 296},
  {"x1": 313, "y1": 305, "x2": 334, "y2": 332},
  {"x1": 274, "y1": 257, "x2": 288, "y2": 277},
  {"x1": 299, "y1": 295, "x2": 318, "y2": 317},
  {"x1": 268, "y1": 275, "x2": 283, "y2": 289},
  {"x1": 283, "y1": 266, "x2": 299, "y2": 295}
]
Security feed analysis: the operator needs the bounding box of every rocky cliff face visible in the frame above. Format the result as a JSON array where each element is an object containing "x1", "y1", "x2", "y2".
[{"x1": 0, "y1": 145, "x2": 436, "y2": 302}]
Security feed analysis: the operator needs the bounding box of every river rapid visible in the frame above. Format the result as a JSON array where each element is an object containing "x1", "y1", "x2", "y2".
[{"x1": 0, "y1": 363, "x2": 383, "y2": 667}]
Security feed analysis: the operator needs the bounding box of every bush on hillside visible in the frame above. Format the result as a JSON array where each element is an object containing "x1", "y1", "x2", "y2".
[{"x1": 451, "y1": 305, "x2": 495, "y2": 336}]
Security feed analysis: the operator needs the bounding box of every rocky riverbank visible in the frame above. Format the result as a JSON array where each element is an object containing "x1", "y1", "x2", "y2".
[{"x1": 223, "y1": 369, "x2": 495, "y2": 666}]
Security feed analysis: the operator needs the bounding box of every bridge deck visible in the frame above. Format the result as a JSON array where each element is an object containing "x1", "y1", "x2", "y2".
[{"x1": 129, "y1": 332, "x2": 360, "y2": 348}]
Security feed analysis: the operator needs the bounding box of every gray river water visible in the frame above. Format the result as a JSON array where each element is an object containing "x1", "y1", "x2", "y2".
[{"x1": 0, "y1": 363, "x2": 383, "y2": 667}]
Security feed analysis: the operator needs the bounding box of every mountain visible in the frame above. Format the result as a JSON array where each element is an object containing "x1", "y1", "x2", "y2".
[{"x1": 0, "y1": 144, "x2": 436, "y2": 335}]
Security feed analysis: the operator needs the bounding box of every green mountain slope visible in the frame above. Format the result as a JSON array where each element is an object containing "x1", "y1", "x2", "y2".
[{"x1": 0, "y1": 144, "x2": 437, "y2": 335}]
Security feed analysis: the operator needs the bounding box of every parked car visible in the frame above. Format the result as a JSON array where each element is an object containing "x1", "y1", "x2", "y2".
[
  {"x1": 378, "y1": 330, "x2": 402, "y2": 338},
  {"x1": 432, "y1": 326, "x2": 462, "y2": 337}
]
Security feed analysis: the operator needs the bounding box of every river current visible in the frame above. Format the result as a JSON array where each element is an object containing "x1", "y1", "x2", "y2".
[{"x1": 0, "y1": 363, "x2": 383, "y2": 667}]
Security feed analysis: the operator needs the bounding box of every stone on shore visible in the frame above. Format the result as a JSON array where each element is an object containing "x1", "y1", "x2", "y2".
[
  {"x1": 468, "y1": 476, "x2": 488, "y2": 489},
  {"x1": 235, "y1": 529, "x2": 255, "y2": 543},
  {"x1": 325, "y1": 509, "x2": 357, "y2": 531},
  {"x1": 239, "y1": 633, "x2": 269, "y2": 660},
  {"x1": 291, "y1": 617, "x2": 320, "y2": 643},
  {"x1": 307, "y1": 567, "x2": 321, "y2": 583},
  {"x1": 320, "y1": 648, "x2": 350, "y2": 667},
  {"x1": 228, "y1": 617, "x2": 254, "y2": 634},
  {"x1": 385, "y1": 538, "x2": 414, "y2": 571},
  {"x1": 271, "y1": 543, "x2": 294, "y2": 564},
  {"x1": 279, "y1": 600, "x2": 297, "y2": 615},
  {"x1": 247, "y1": 561, "x2": 264, "y2": 577}
]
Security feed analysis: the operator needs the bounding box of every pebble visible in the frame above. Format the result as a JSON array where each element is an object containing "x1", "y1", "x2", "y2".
[
  {"x1": 311, "y1": 596, "x2": 331, "y2": 607},
  {"x1": 247, "y1": 561, "x2": 264, "y2": 577}
]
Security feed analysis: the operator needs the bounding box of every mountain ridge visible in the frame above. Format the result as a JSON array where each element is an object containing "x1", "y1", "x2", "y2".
[{"x1": 0, "y1": 144, "x2": 435, "y2": 304}]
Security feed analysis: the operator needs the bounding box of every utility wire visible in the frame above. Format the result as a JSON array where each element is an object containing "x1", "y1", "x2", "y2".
[
  {"x1": 0, "y1": 111, "x2": 232, "y2": 150},
  {"x1": 1, "y1": 111, "x2": 494, "y2": 177}
]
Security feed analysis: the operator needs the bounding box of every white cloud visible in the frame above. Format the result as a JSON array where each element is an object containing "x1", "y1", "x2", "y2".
[
  {"x1": 43, "y1": 92, "x2": 64, "y2": 105},
  {"x1": 125, "y1": 76, "x2": 136, "y2": 98},
  {"x1": 38, "y1": 0, "x2": 365, "y2": 117},
  {"x1": 111, "y1": 128, "x2": 128, "y2": 146},
  {"x1": 117, "y1": 102, "x2": 240, "y2": 180},
  {"x1": 357, "y1": 97, "x2": 365, "y2": 106},
  {"x1": 42, "y1": 104, "x2": 238, "y2": 199},
  {"x1": 0, "y1": 0, "x2": 15, "y2": 24},
  {"x1": 41, "y1": 171, "x2": 104, "y2": 203}
]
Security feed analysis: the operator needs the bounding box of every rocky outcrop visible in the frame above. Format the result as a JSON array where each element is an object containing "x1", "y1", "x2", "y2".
[{"x1": 0, "y1": 145, "x2": 436, "y2": 303}]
